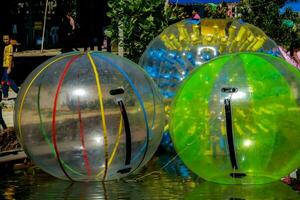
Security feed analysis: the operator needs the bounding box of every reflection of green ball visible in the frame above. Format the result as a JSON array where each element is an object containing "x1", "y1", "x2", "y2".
[
  {"x1": 170, "y1": 52, "x2": 300, "y2": 184},
  {"x1": 185, "y1": 181, "x2": 299, "y2": 199}
]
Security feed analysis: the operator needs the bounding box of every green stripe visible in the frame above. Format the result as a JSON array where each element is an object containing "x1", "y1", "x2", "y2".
[{"x1": 37, "y1": 65, "x2": 83, "y2": 176}]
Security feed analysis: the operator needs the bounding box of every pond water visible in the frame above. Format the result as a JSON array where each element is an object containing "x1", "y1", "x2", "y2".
[{"x1": 0, "y1": 153, "x2": 299, "y2": 200}]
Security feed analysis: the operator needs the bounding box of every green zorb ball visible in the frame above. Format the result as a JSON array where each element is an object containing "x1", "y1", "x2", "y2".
[{"x1": 170, "y1": 52, "x2": 300, "y2": 184}]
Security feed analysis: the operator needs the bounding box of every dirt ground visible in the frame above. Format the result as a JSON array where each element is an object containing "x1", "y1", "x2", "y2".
[
  {"x1": 0, "y1": 128, "x2": 20, "y2": 152},
  {"x1": 0, "y1": 89, "x2": 19, "y2": 152}
]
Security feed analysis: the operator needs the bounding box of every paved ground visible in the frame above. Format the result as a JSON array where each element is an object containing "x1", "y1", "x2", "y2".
[
  {"x1": 14, "y1": 47, "x2": 111, "y2": 57},
  {"x1": 2, "y1": 89, "x2": 18, "y2": 129},
  {"x1": 0, "y1": 149, "x2": 25, "y2": 164},
  {"x1": 0, "y1": 89, "x2": 24, "y2": 165},
  {"x1": 14, "y1": 48, "x2": 61, "y2": 57}
]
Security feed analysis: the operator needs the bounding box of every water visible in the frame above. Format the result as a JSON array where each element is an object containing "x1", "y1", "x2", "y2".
[
  {"x1": 0, "y1": 153, "x2": 299, "y2": 200},
  {"x1": 1, "y1": 154, "x2": 196, "y2": 199}
]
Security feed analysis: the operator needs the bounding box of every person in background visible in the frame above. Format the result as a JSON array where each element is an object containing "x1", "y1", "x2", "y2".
[
  {"x1": 49, "y1": 26, "x2": 59, "y2": 46},
  {"x1": 292, "y1": 46, "x2": 300, "y2": 65},
  {"x1": 60, "y1": 11, "x2": 78, "y2": 52},
  {"x1": 66, "y1": 11, "x2": 76, "y2": 32},
  {"x1": 192, "y1": 9, "x2": 200, "y2": 20},
  {"x1": 2, "y1": 34, "x2": 19, "y2": 100},
  {"x1": 227, "y1": 4, "x2": 235, "y2": 18},
  {"x1": 289, "y1": 38, "x2": 300, "y2": 65}
]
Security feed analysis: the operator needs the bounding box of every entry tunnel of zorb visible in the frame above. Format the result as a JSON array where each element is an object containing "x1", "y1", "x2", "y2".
[
  {"x1": 170, "y1": 52, "x2": 300, "y2": 184},
  {"x1": 14, "y1": 51, "x2": 165, "y2": 181}
]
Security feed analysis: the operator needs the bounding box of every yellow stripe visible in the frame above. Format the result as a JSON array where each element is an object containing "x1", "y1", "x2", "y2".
[
  {"x1": 234, "y1": 124, "x2": 244, "y2": 136},
  {"x1": 257, "y1": 122, "x2": 269, "y2": 133},
  {"x1": 95, "y1": 116, "x2": 123, "y2": 179},
  {"x1": 108, "y1": 116, "x2": 123, "y2": 166},
  {"x1": 94, "y1": 116, "x2": 123, "y2": 179},
  {"x1": 87, "y1": 52, "x2": 109, "y2": 180},
  {"x1": 18, "y1": 54, "x2": 77, "y2": 144}
]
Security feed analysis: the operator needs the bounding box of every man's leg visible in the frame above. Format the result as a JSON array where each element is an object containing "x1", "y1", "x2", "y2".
[
  {"x1": 1, "y1": 69, "x2": 9, "y2": 98},
  {"x1": 7, "y1": 77, "x2": 19, "y2": 94}
]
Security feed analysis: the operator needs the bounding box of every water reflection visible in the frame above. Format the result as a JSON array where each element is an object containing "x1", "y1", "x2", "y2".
[
  {"x1": 0, "y1": 154, "x2": 299, "y2": 199},
  {"x1": 185, "y1": 181, "x2": 300, "y2": 200},
  {"x1": 0, "y1": 154, "x2": 198, "y2": 199},
  {"x1": 2, "y1": 184, "x2": 16, "y2": 200}
]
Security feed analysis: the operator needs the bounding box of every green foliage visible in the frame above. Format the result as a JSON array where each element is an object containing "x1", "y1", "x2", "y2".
[
  {"x1": 204, "y1": 3, "x2": 229, "y2": 18},
  {"x1": 106, "y1": 0, "x2": 187, "y2": 62},
  {"x1": 237, "y1": 0, "x2": 300, "y2": 48}
]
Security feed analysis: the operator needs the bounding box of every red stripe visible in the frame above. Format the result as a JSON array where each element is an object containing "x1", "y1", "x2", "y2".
[
  {"x1": 52, "y1": 55, "x2": 79, "y2": 180},
  {"x1": 77, "y1": 94, "x2": 92, "y2": 176}
]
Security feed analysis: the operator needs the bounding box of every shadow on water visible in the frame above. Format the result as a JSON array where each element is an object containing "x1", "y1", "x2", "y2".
[{"x1": 0, "y1": 154, "x2": 299, "y2": 199}]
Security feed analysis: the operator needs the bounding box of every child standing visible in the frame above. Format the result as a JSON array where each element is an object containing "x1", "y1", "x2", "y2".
[
  {"x1": 192, "y1": 9, "x2": 201, "y2": 20},
  {"x1": 2, "y1": 35, "x2": 19, "y2": 99}
]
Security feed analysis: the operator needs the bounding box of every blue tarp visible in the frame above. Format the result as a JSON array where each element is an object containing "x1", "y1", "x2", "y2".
[
  {"x1": 280, "y1": 0, "x2": 300, "y2": 13},
  {"x1": 169, "y1": 0, "x2": 240, "y2": 4}
]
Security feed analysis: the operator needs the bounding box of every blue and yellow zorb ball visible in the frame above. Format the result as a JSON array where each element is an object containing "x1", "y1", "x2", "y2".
[
  {"x1": 14, "y1": 51, "x2": 165, "y2": 181},
  {"x1": 170, "y1": 52, "x2": 300, "y2": 184},
  {"x1": 139, "y1": 19, "x2": 281, "y2": 101},
  {"x1": 139, "y1": 19, "x2": 282, "y2": 152}
]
